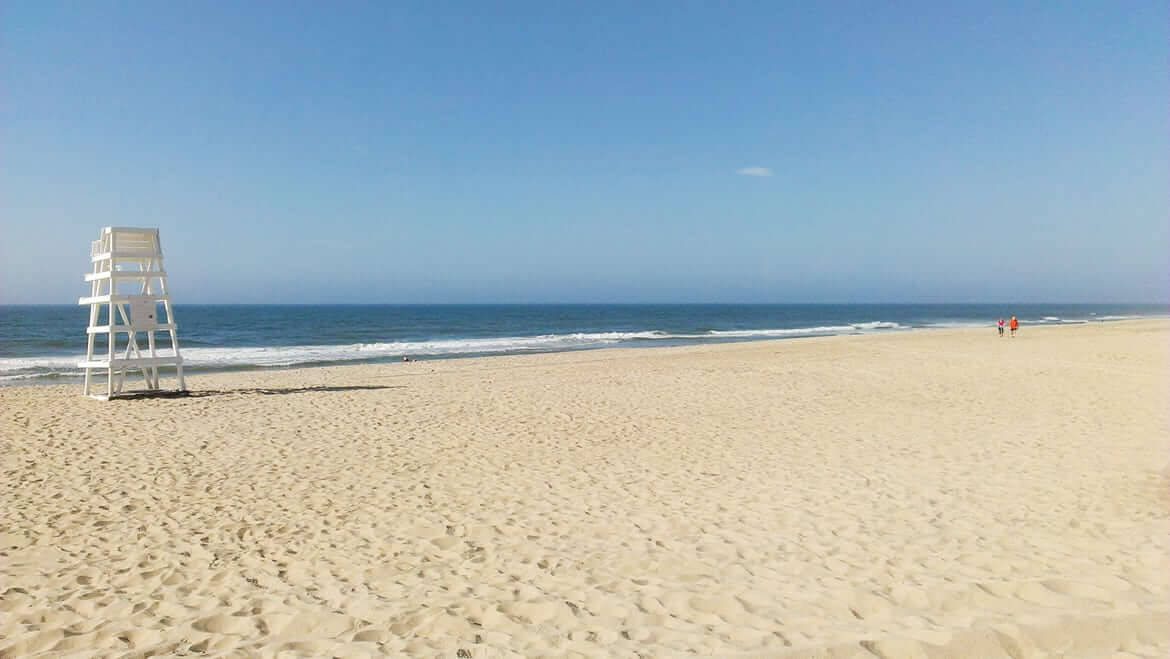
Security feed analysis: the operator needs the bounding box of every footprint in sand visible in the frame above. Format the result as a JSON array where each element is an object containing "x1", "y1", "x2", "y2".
[{"x1": 194, "y1": 613, "x2": 257, "y2": 635}]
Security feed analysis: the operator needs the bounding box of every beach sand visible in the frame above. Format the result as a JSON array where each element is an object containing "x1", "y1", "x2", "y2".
[{"x1": 2, "y1": 319, "x2": 1168, "y2": 658}]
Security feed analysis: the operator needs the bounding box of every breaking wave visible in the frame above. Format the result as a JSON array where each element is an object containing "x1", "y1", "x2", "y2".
[{"x1": 0, "y1": 322, "x2": 908, "y2": 381}]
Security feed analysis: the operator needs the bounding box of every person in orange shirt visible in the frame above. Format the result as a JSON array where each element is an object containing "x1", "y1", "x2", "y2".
[{"x1": 1009, "y1": 316, "x2": 1019, "y2": 337}]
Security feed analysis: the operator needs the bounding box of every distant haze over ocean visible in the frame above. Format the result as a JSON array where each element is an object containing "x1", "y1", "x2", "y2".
[{"x1": 2, "y1": 304, "x2": 1165, "y2": 384}]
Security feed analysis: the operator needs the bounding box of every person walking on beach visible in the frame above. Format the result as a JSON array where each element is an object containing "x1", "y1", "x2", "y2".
[
  {"x1": 1010, "y1": 316, "x2": 1019, "y2": 337},
  {"x1": 998, "y1": 317, "x2": 1005, "y2": 337}
]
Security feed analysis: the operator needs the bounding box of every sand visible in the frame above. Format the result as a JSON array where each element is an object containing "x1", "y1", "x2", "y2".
[{"x1": 2, "y1": 319, "x2": 1168, "y2": 658}]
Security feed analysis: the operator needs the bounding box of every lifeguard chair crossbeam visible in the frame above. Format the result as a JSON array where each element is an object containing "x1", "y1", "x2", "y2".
[{"x1": 78, "y1": 227, "x2": 185, "y2": 399}]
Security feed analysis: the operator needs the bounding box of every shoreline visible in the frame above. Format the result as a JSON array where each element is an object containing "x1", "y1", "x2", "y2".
[{"x1": 3, "y1": 315, "x2": 1165, "y2": 389}]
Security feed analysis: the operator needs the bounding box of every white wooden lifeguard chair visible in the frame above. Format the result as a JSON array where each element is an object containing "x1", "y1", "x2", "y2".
[{"x1": 78, "y1": 227, "x2": 186, "y2": 400}]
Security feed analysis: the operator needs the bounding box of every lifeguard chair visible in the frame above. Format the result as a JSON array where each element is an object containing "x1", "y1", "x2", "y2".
[{"x1": 78, "y1": 227, "x2": 185, "y2": 399}]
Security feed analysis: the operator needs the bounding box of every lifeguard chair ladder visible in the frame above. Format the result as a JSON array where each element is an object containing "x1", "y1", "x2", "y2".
[{"x1": 78, "y1": 227, "x2": 185, "y2": 400}]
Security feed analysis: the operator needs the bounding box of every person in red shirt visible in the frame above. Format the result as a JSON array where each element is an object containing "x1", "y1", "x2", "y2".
[{"x1": 1010, "y1": 316, "x2": 1019, "y2": 336}]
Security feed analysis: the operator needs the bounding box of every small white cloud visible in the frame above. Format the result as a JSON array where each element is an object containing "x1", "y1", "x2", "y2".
[{"x1": 736, "y1": 166, "x2": 772, "y2": 177}]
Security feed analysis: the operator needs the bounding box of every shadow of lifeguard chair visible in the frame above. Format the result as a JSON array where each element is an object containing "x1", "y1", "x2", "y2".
[{"x1": 78, "y1": 227, "x2": 186, "y2": 400}]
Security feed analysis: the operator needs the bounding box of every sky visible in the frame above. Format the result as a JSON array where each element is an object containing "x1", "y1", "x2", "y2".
[{"x1": 2, "y1": 1, "x2": 1167, "y2": 304}]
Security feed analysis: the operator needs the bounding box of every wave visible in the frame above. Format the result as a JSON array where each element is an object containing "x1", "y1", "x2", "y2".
[
  {"x1": 1016, "y1": 314, "x2": 1161, "y2": 325},
  {"x1": 0, "y1": 322, "x2": 907, "y2": 378},
  {"x1": 0, "y1": 370, "x2": 81, "y2": 383},
  {"x1": 0, "y1": 356, "x2": 81, "y2": 374},
  {"x1": 706, "y1": 321, "x2": 903, "y2": 338},
  {"x1": 921, "y1": 321, "x2": 987, "y2": 329},
  {"x1": 183, "y1": 331, "x2": 674, "y2": 367},
  {"x1": 6, "y1": 313, "x2": 1158, "y2": 380},
  {"x1": 1023, "y1": 317, "x2": 1087, "y2": 324}
]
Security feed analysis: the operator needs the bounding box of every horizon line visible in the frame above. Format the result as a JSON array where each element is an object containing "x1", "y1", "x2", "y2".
[{"x1": 3, "y1": 301, "x2": 1168, "y2": 307}]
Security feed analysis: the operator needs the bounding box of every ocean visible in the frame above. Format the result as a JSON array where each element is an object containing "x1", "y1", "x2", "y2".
[{"x1": 1, "y1": 303, "x2": 1164, "y2": 385}]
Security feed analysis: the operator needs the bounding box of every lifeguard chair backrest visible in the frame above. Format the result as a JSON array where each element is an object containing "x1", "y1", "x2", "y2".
[{"x1": 109, "y1": 228, "x2": 159, "y2": 257}]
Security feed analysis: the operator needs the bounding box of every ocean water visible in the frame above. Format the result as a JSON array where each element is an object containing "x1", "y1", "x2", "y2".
[{"x1": 0, "y1": 304, "x2": 1164, "y2": 384}]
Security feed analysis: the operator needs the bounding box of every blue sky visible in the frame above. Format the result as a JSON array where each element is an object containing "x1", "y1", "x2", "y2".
[{"x1": 2, "y1": 1, "x2": 1166, "y2": 303}]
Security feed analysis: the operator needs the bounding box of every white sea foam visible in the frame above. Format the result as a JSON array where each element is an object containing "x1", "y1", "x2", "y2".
[
  {"x1": 0, "y1": 356, "x2": 82, "y2": 373},
  {"x1": 0, "y1": 371, "x2": 81, "y2": 382},
  {"x1": 152, "y1": 333, "x2": 665, "y2": 368},
  {"x1": 850, "y1": 321, "x2": 903, "y2": 330},
  {"x1": 706, "y1": 325, "x2": 855, "y2": 338},
  {"x1": 0, "y1": 323, "x2": 910, "y2": 377},
  {"x1": 922, "y1": 321, "x2": 987, "y2": 329},
  {"x1": 707, "y1": 322, "x2": 903, "y2": 338}
]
